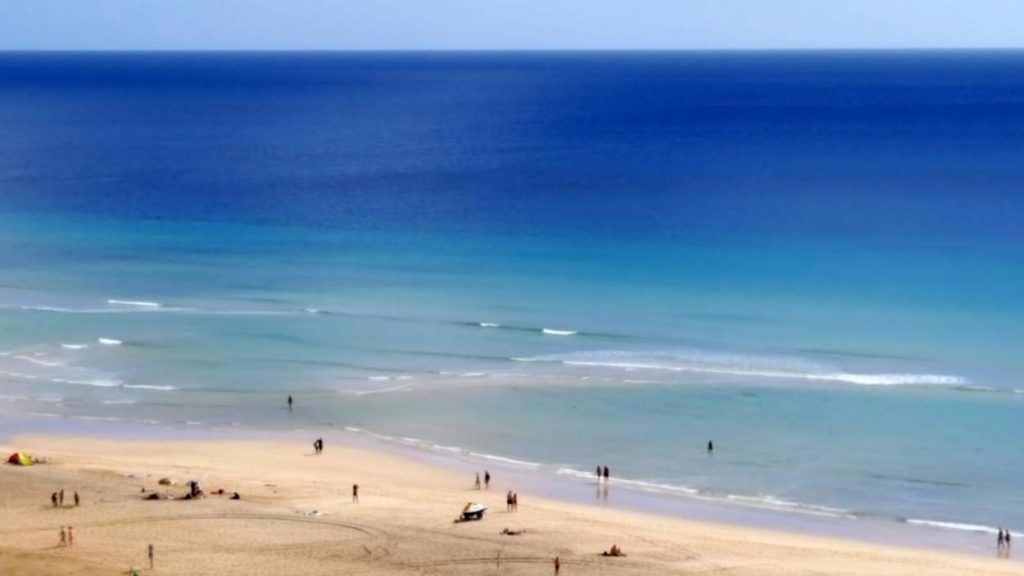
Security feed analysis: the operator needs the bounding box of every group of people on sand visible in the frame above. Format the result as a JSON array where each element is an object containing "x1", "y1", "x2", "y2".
[
  {"x1": 598, "y1": 541, "x2": 622, "y2": 557},
  {"x1": 998, "y1": 528, "x2": 1013, "y2": 555},
  {"x1": 474, "y1": 470, "x2": 491, "y2": 490},
  {"x1": 50, "y1": 488, "x2": 79, "y2": 508},
  {"x1": 57, "y1": 525, "x2": 74, "y2": 547},
  {"x1": 595, "y1": 465, "x2": 610, "y2": 482},
  {"x1": 505, "y1": 490, "x2": 519, "y2": 512}
]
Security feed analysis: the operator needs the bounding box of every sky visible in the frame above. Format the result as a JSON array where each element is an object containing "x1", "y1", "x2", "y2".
[{"x1": 1, "y1": 0, "x2": 1022, "y2": 51}]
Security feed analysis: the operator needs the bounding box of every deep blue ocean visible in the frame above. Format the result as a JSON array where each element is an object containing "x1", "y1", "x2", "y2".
[{"x1": 1, "y1": 52, "x2": 1023, "y2": 548}]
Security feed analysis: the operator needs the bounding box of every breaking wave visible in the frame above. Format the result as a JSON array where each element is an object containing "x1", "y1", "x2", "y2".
[
  {"x1": 107, "y1": 299, "x2": 161, "y2": 308},
  {"x1": 515, "y1": 350, "x2": 967, "y2": 388},
  {"x1": 905, "y1": 518, "x2": 1018, "y2": 537}
]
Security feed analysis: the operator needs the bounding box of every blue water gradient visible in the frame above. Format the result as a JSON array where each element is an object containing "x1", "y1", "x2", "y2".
[{"x1": 1, "y1": 52, "x2": 1023, "y2": 543}]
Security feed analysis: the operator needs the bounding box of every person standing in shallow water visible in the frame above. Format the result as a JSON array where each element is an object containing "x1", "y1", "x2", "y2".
[
  {"x1": 484, "y1": 470, "x2": 491, "y2": 490},
  {"x1": 596, "y1": 465, "x2": 602, "y2": 483},
  {"x1": 288, "y1": 395, "x2": 293, "y2": 410},
  {"x1": 708, "y1": 440, "x2": 714, "y2": 454},
  {"x1": 603, "y1": 466, "x2": 610, "y2": 482}
]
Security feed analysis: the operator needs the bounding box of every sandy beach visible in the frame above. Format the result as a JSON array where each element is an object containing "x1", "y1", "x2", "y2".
[{"x1": 1, "y1": 434, "x2": 1020, "y2": 576}]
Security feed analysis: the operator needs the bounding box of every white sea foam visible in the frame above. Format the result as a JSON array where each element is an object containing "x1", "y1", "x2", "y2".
[
  {"x1": 517, "y1": 350, "x2": 966, "y2": 388},
  {"x1": 73, "y1": 415, "x2": 122, "y2": 422},
  {"x1": 431, "y1": 443, "x2": 463, "y2": 453},
  {"x1": 352, "y1": 383, "x2": 414, "y2": 396},
  {"x1": 18, "y1": 305, "x2": 78, "y2": 313},
  {"x1": 28, "y1": 411, "x2": 60, "y2": 418},
  {"x1": 61, "y1": 343, "x2": 89, "y2": 350},
  {"x1": 12, "y1": 354, "x2": 63, "y2": 367},
  {"x1": 562, "y1": 360, "x2": 964, "y2": 386},
  {"x1": 107, "y1": 299, "x2": 161, "y2": 308},
  {"x1": 344, "y1": 426, "x2": 362, "y2": 432},
  {"x1": 479, "y1": 322, "x2": 501, "y2": 328},
  {"x1": 468, "y1": 451, "x2": 541, "y2": 469},
  {"x1": 906, "y1": 518, "x2": 1002, "y2": 535},
  {"x1": 0, "y1": 394, "x2": 27, "y2": 402},
  {"x1": 123, "y1": 384, "x2": 176, "y2": 391},
  {"x1": 556, "y1": 467, "x2": 850, "y2": 517},
  {"x1": 102, "y1": 399, "x2": 138, "y2": 405},
  {"x1": 98, "y1": 337, "x2": 123, "y2": 346},
  {"x1": 542, "y1": 328, "x2": 577, "y2": 336},
  {"x1": 368, "y1": 375, "x2": 391, "y2": 381},
  {"x1": 51, "y1": 377, "x2": 123, "y2": 388}
]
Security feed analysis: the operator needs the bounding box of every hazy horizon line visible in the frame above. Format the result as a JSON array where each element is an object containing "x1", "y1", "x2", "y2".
[{"x1": 1, "y1": 47, "x2": 1023, "y2": 55}]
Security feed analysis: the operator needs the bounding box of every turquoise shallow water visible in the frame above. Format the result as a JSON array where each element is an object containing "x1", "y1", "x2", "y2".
[
  {"x1": 2, "y1": 52, "x2": 1024, "y2": 549},
  {"x1": 1, "y1": 212, "x2": 1022, "y2": 545}
]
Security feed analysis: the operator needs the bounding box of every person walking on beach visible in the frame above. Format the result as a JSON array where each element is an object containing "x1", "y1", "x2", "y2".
[
  {"x1": 512, "y1": 491, "x2": 518, "y2": 512},
  {"x1": 59, "y1": 489, "x2": 64, "y2": 507},
  {"x1": 74, "y1": 491, "x2": 80, "y2": 507},
  {"x1": 51, "y1": 492, "x2": 58, "y2": 508},
  {"x1": 596, "y1": 465, "x2": 603, "y2": 483},
  {"x1": 484, "y1": 470, "x2": 491, "y2": 490},
  {"x1": 352, "y1": 483, "x2": 359, "y2": 504},
  {"x1": 603, "y1": 466, "x2": 610, "y2": 483},
  {"x1": 148, "y1": 543, "x2": 154, "y2": 569},
  {"x1": 554, "y1": 555, "x2": 561, "y2": 574},
  {"x1": 288, "y1": 394, "x2": 293, "y2": 410},
  {"x1": 67, "y1": 526, "x2": 73, "y2": 546},
  {"x1": 999, "y1": 529, "x2": 1006, "y2": 550},
  {"x1": 59, "y1": 526, "x2": 66, "y2": 547},
  {"x1": 474, "y1": 473, "x2": 481, "y2": 490}
]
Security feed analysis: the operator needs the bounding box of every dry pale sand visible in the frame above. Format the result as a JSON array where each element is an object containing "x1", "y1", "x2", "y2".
[{"x1": 1, "y1": 434, "x2": 1020, "y2": 576}]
